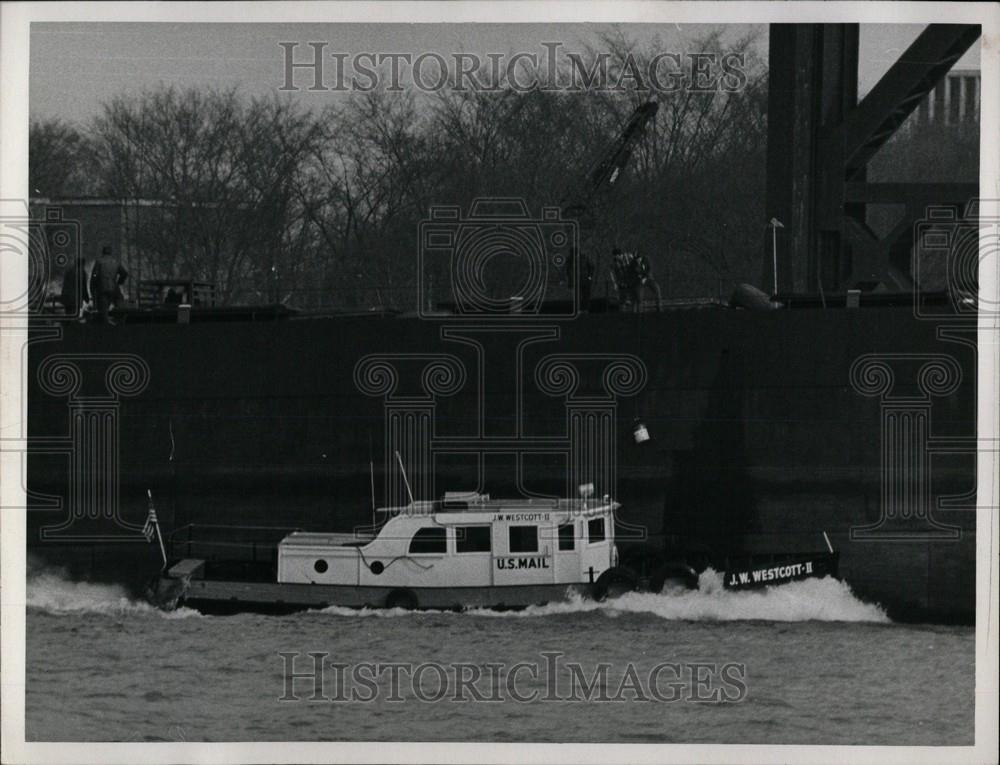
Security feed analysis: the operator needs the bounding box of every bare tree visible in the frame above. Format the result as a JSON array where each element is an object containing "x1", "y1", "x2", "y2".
[
  {"x1": 584, "y1": 29, "x2": 769, "y2": 297},
  {"x1": 89, "y1": 87, "x2": 322, "y2": 303},
  {"x1": 37, "y1": 32, "x2": 771, "y2": 311},
  {"x1": 297, "y1": 91, "x2": 438, "y2": 310},
  {"x1": 29, "y1": 119, "x2": 93, "y2": 197}
]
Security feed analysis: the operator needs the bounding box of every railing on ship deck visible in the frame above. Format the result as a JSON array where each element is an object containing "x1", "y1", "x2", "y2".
[{"x1": 168, "y1": 523, "x2": 303, "y2": 562}]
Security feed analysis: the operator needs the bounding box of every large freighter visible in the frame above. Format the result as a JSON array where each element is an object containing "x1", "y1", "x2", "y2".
[
  {"x1": 21, "y1": 24, "x2": 984, "y2": 625},
  {"x1": 24, "y1": 297, "x2": 976, "y2": 623}
]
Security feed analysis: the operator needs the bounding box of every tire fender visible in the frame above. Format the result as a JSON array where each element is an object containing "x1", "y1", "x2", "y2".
[
  {"x1": 650, "y1": 562, "x2": 699, "y2": 593},
  {"x1": 385, "y1": 589, "x2": 418, "y2": 610},
  {"x1": 592, "y1": 566, "x2": 639, "y2": 601}
]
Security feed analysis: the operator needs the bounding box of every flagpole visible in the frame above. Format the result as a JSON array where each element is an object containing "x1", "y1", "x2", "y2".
[
  {"x1": 148, "y1": 489, "x2": 168, "y2": 570},
  {"x1": 154, "y1": 522, "x2": 167, "y2": 571}
]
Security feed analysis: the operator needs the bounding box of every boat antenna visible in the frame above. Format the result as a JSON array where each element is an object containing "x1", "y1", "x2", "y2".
[
  {"x1": 369, "y1": 433, "x2": 377, "y2": 528},
  {"x1": 370, "y1": 462, "x2": 377, "y2": 528},
  {"x1": 822, "y1": 530, "x2": 835, "y2": 554},
  {"x1": 395, "y1": 450, "x2": 415, "y2": 505}
]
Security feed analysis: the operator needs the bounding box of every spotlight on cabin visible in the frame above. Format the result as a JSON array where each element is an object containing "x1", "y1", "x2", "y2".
[
  {"x1": 578, "y1": 483, "x2": 595, "y2": 499},
  {"x1": 632, "y1": 418, "x2": 650, "y2": 444}
]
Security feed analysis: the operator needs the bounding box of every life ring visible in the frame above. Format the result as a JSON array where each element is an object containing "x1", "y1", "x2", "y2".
[{"x1": 592, "y1": 566, "x2": 639, "y2": 601}]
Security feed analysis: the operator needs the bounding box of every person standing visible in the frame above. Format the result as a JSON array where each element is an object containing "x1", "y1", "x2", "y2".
[
  {"x1": 610, "y1": 246, "x2": 661, "y2": 312},
  {"x1": 632, "y1": 252, "x2": 662, "y2": 312},
  {"x1": 611, "y1": 247, "x2": 638, "y2": 310},
  {"x1": 59, "y1": 256, "x2": 88, "y2": 318},
  {"x1": 90, "y1": 246, "x2": 128, "y2": 325}
]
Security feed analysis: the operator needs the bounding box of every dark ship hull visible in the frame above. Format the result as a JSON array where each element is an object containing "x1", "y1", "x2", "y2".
[{"x1": 25, "y1": 304, "x2": 977, "y2": 623}]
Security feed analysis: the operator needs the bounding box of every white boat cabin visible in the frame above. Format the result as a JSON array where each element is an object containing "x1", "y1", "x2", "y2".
[{"x1": 277, "y1": 492, "x2": 619, "y2": 589}]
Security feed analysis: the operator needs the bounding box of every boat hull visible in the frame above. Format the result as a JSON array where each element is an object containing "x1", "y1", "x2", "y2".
[{"x1": 149, "y1": 575, "x2": 594, "y2": 614}]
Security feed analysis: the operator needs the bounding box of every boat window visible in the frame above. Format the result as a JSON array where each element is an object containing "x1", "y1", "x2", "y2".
[
  {"x1": 456, "y1": 526, "x2": 491, "y2": 553},
  {"x1": 558, "y1": 523, "x2": 575, "y2": 551},
  {"x1": 588, "y1": 517, "x2": 606, "y2": 543},
  {"x1": 409, "y1": 527, "x2": 446, "y2": 554},
  {"x1": 509, "y1": 525, "x2": 538, "y2": 553}
]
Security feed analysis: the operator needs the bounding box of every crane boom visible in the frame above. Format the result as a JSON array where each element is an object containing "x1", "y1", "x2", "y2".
[{"x1": 562, "y1": 100, "x2": 659, "y2": 220}]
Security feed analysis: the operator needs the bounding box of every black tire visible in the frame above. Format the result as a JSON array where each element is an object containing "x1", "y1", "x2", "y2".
[
  {"x1": 592, "y1": 567, "x2": 639, "y2": 602},
  {"x1": 385, "y1": 589, "x2": 418, "y2": 610},
  {"x1": 650, "y1": 563, "x2": 699, "y2": 593}
]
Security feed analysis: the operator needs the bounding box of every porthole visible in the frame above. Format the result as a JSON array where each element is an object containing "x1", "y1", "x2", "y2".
[{"x1": 314, "y1": 559, "x2": 328, "y2": 573}]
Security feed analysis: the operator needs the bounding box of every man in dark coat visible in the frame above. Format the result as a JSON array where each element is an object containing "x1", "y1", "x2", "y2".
[
  {"x1": 90, "y1": 246, "x2": 128, "y2": 325},
  {"x1": 611, "y1": 247, "x2": 638, "y2": 309},
  {"x1": 59, "y1": 256, "x2": 87, "y2": 318},
  {"x1": 610, "y1": 246, "x2": 662, "y2": 312}
]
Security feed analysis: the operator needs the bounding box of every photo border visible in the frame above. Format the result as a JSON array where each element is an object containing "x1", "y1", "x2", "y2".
[{"x1": 2, "y1": 2, "x2": 997, "y2": 764}]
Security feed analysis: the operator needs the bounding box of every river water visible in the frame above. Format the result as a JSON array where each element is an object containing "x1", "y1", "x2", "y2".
[{"x1": 24, "y1": 567, "x2": 973, "y2": 745}]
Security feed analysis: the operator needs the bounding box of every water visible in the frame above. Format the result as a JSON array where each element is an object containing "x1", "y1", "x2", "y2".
[{"x1": 25, "y1": 567, "x2": 974, "y2": 744}]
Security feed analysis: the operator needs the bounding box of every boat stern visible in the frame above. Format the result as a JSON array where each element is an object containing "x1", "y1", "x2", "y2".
[{"x1": 143, "y1": 558, "x2": 204, "y2": 610}]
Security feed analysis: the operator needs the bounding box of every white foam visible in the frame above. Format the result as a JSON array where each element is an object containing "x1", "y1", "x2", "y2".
[
  {"x1": 315, "y1": 569, "x2": 888, "y2": 623},
  {"x1": 477, "y1": 570, "x2": 888, "y2": 622},
  {"x1": 314, "y1": 605, "x2": 416, "y2": 618},
  {"x1": 26, "y1": 564, "x2": 886, "y2": 623},
  {"x1": 26, "y1": 569, "x2": 201, "y2": 619}
]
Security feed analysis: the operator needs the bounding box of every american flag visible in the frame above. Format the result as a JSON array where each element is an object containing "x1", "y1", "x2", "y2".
[
  {"x1": 145, "y1": 489, "x2": 168, "y2": 569},
  {"x1": 143, "y1": 490, "x2": 158, "y2": 542},
  {"x1": 143, "y1": 507, "x2": 158, "y2": 542}
]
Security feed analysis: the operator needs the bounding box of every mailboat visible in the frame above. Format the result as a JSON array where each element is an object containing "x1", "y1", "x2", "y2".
[{"x1": 145, "y1": 485, "x2": 839, "y2": 615}]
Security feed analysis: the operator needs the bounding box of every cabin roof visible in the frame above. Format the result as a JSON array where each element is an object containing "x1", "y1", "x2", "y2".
[
  {"x1": 377, "y1": 496, "x2": 617, "y2": 516},
  {"x1": 280, "y1": 531, "x2": 375, "y2": 547}
]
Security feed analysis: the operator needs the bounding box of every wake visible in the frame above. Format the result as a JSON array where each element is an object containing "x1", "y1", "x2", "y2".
[
  {"x1": 25, "y1": 567, "x2": 200, "y2": 619},
  {"x1": 317, "y1": 569, "x2": 888, "y2": 623},
  {"x1": 470, "y1": 570, "x2": 889, "y2": 623},
  {"x1": 316, "y1": 569, "x2": 888, "y2": 623},
  {"x1": 25, "y1": 565, "x2": 887, "y2": 623}
]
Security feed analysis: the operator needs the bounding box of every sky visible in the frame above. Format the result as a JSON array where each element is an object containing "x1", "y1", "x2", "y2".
[{"x1": 29, "y1": 22, "x2": 981, "y2": 124}]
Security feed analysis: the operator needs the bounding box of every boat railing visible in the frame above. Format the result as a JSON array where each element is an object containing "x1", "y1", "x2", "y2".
[{"x1": 168, "y1": 523, "x2": 303, "y2": 562}]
